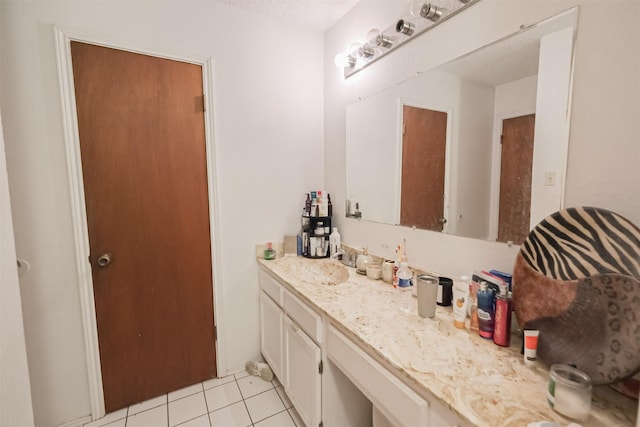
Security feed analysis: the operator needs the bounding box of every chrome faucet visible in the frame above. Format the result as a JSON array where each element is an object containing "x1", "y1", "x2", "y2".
[
  {"x1": 332, "y1": 248, "x2": 355, "y2": 268},
  {"x1": 331, "y1": 248, "x2": 346, "y2": 259}
]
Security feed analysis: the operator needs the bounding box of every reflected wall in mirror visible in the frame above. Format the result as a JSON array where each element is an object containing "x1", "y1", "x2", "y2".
[{"x1": 345, "y1": 8, "x2": 577, "y2": 244}]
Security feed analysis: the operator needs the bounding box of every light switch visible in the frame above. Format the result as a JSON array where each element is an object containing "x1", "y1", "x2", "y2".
[{"x1": 544, "y1": 172, "x2": 556, "y2": 186}]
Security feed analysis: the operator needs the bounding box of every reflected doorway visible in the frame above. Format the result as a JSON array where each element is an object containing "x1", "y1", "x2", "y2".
[
  {"x1": 400, "y1": 105, "x2": 448, "y2": 231},
  {"x1": 497, "y1": 114, "x2": 535, "y2": 243}
]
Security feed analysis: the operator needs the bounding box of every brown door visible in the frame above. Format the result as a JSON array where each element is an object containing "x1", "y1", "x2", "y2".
[
  {"x1": 497, "y1": 114, "x2": 535, "y2": 244},
  {"x1": 71, "y1": 42, "x2": 217, "y2": 412},
  {"x1": 400, "y1": 105, "x2": 447, "y2": 231}
]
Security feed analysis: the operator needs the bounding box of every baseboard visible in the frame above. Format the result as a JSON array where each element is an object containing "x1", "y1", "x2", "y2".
[{"x1": 56, "y1": 415, "x2": 91, "y2": 427}]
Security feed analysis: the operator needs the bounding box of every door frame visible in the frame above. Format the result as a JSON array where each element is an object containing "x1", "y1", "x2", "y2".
[{"x1": 53, "y1": 26, "x2": 225, "y2": 420}]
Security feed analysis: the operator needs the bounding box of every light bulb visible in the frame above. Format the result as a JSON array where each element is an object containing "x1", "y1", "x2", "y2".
[
  {"x1": 367, "y1": 28, "x2": 394, "y2": 48},
  {"x1": 410, "y1": 1, "x2": 443, "y2": 21},
  {"x1": 356, "y1": 44, "x2": 375, "y2": 58},
  {"x1": 334, "y1": 52, "x2": 356, "y2": 68},
  {"x1": 395, "y1": 19, "x2": 415, "y2": 36}
]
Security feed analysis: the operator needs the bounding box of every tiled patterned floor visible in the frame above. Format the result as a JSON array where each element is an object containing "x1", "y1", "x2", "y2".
[{"x1": 83, "y1": 371, "x2": 303, "y2": 427}]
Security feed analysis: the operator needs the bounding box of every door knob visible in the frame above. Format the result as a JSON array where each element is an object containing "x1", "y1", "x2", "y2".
[
  {"x1": 438, "y1": 218, "x2": 448, "y2": 224},
  {"x1": 97, "y1": 252, "x2": 112, "y2": 267}
]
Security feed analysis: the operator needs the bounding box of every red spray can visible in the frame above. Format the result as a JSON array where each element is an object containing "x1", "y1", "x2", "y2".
[{"x1": 493, "y1": 293, "x2": 512, "y2": 347}]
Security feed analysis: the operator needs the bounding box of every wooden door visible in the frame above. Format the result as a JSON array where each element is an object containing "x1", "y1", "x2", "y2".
[
  {"x1": 71, "y1": 42, "x2": 216, "y2": 412},
  {"x1": 497, "y1": 114, "x2": 535, "y2": 244},
  {"x1": 400, "y1": 105, "x2": 447, "y2": 231}
]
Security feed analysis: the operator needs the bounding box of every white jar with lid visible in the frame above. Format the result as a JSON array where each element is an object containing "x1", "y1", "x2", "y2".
[{"x1": 547, "y1": 364, "x2": 592, "y2": 421}]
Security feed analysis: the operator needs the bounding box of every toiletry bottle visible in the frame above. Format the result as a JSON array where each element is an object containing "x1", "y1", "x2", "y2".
[
  {"x1": 393, "y1": 245, "x2": 401, "y2": 287},
  {"x1": 329, "y1": 227, "x2": 341, "y2": 257},
  {"x1": 327, "y1": 194, "x2": 333, "y2": 216},
  {"x1": 311, "y1": 191, "x2": 318, "y2": 217},
  {"x1": 468, "y1": 281, "x2": 479, "y2": 332},
  {"x1": 304, "y1": 193, "x2": 311, "y2": 216},
  {"x1": 493, "y1": 292, "x2": 512, "y2": 347},
  {"x1": 317, "y1": 191, "x2": 324, "y2": 216},
  {"x1": 397, "y1": 260, "x2": 412, "y2": 288},
  {"x1": 477, "y1": 282, "x2": 496, "y2": 339},
  {"x1": 264, "y1": 242, "x2": 276, "y2": 260}
]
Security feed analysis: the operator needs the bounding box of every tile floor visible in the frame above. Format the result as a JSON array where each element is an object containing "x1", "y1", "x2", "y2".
[{"x1": 83, "y1": 371, "x2": 303, "y2": 427}]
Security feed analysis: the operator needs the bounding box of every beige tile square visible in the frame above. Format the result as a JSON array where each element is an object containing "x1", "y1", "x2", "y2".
[
  {"x1": 254, "y1": 410, "x2": 296, "y2": 427},
  {"x1": 169, "y1": 392, "x2": 207, "y2": 426},
  {"x1": 128, "y1": 395, "x2": 167, "y2": 415},
  {"x1": 208, "y1": 401, "x2": 252, "y2": 427},
  {"x1": 204, "y1": 381, "x2": 242, "y2": 412},
  {"x1": 202, "y1": 375, "x2": 235, "y2": 391},
  {"x1": 177, "y1": 414, "x2": 210, "y2": 427},
  {"x1": 83, "y1": 408, "x2": 127, "y2": 427},
  {"x1": 126, "y1": 405, "x2": 168, "y2": 427},
  {"x1": 237, "y1": 375, "x2": 273, "y2": 399},
  {"x1": 234, "y1": 370, "x2": 250, "y2": 380},
  {"x1": 244, "y1": 389, "x2": 286, "y2": 423},
  {"x1": 169, "y1": 383, "x2": 204, "y2": 402}
]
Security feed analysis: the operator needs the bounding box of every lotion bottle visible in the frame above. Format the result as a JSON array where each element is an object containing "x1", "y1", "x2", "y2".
[{"x1": 329, "y1": 227, "x2": 341, "y2": 257}]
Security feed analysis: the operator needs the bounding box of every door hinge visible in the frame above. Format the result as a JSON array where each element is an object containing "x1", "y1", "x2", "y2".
[
  {"x1": 213, "y1": 325, "x2": 217, "y2": 342},
  {"x1": 500, "y1": 134, "x2": 504, "y2": 144},
  {"x1": 318, "y1": 360, "x2": 323, "y2": 374},
  {"x1": 202, "y1": 94, "x2": 206, "y2": 112}
]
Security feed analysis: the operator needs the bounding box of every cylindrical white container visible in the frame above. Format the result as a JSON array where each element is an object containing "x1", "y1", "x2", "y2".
[
  {"x1": 547, "y1": 364, "x2": 592, "y2": 421},
  {"x1": 416, "y1": 275, "x2": 438, "y2": 318}
]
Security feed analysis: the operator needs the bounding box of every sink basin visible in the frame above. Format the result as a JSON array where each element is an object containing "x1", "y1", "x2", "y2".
[{"x1": 274, "y1": 257, "x2": 349, "y2": 286}]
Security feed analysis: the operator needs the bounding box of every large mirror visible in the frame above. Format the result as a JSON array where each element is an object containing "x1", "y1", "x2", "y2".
[{"x1": 346, "y1": 8, "x2": 577, "y2": 244}]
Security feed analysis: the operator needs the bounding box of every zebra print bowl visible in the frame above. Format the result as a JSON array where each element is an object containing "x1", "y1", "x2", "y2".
[{"x1": 513, "y1": 206, "x2": 640, "y2": 387}]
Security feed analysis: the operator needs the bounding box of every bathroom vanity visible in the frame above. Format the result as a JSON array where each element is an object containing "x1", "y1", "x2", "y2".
[{"x1": 258, "y1": 256, "x2": 637, "y2": 427}]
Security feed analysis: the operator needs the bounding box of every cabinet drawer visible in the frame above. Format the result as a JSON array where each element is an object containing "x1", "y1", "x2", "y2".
[
  {"x1": 283, "y1": 289, "x2": 322, "y2": 344},
  {"x1": 259, "y1": 268, "x2": 283, "y2": 306},
  {"x1": 327, "y1": 325, "x2": 428, "y2": 427}
]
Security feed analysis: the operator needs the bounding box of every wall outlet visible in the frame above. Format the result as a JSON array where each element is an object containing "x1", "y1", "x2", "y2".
[{"x1": 544, "y1": 172, "x2": 556, "y2": 186}]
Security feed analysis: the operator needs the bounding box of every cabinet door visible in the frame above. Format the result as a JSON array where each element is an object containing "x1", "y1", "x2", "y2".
[
  {"x1": 284, "y1": 315, "x2": 321, "y2": 427},
  {"x1": 260, "y1": 291, "x2": 284, "y2": 382}
]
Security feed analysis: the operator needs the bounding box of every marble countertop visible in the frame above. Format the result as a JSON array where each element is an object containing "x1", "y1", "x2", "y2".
[{"x1": 257, "y1": 254, "x2": 638, "y2": 427}]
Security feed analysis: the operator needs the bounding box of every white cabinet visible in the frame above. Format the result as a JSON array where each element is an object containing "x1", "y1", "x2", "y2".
[
  {"x1": 259, "y1": 268, "x2": 322, "y2": 427},
  {"x1": 327, "y1": 325, "x2": 428, "y2": 427},
  {"x1": 259, "y1": 291, "x2": 284, "y2": 381},
  {"x1": 284, "y1": 315, "x2": 321, "y2": 427}
]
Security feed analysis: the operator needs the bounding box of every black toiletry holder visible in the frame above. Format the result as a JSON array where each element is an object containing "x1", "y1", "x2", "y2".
[{"x1": 301, "y1": 215, "x2": 331, "y2": 258}]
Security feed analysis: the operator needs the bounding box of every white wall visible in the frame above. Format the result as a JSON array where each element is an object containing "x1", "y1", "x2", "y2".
[
  {"x1": 0, "y1": 113, "x2": 35, "y2": 426},
  {"x1": 0, "y1": 1, "x2": 324, "y2": 425},
  {"x1": 325, "y1": 0, "x2": 640, "y2": 278}
]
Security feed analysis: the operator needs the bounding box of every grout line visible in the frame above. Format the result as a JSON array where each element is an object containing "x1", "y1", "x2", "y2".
[
  {"x1": 200, "y1": 382, "x2": 213, "y2": 427},
  {"x1": 238, "y1": 376, "x2": 255, "y2": 426}
]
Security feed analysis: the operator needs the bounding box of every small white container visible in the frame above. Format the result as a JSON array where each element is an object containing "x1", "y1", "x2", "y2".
[
  {"x1": 547, "y1": 364, "x2": 592, "y2": 421},
  {"x1": 366, "y1": 264, "x2": 382, "y2": 280}
]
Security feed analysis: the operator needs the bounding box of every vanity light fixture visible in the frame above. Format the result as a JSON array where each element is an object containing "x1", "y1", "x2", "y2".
[
  {"x1": 335, "y1": 0, "x2": 479, "y2": 78},
  {"x1": 334, "y1": 52, "x2": 357, "y2": 68},
  {"x1": 354, "y1": 43, "x2": 376, "y2": 58},
  {"x1": 367, "y1": 29, "x2": 394, "y2": 48},
  {"x1": 395, "y1": 19, "x2": 415, "y2": 36},
  {"x1": 411, "y1": 2, "x2": 443, "y2": 21}
]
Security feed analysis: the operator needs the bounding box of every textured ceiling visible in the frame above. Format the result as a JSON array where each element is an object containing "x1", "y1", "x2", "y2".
[{"x1": 214, "y1": 0, "x2": 360, "y2": 32}]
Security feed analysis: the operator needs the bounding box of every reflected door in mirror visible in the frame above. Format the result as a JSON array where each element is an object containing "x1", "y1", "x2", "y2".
[
  {"x1": 400, "y1": 105, "x2": 447, "y2": 231},
  {"x1": 497, "y1": 114, "x2": 535, "y2": 243}
]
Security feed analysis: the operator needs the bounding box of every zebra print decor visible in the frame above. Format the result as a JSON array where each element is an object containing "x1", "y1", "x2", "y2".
[{"x1": 513, "y1": 207, "x2": 640, "y2": 386}]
